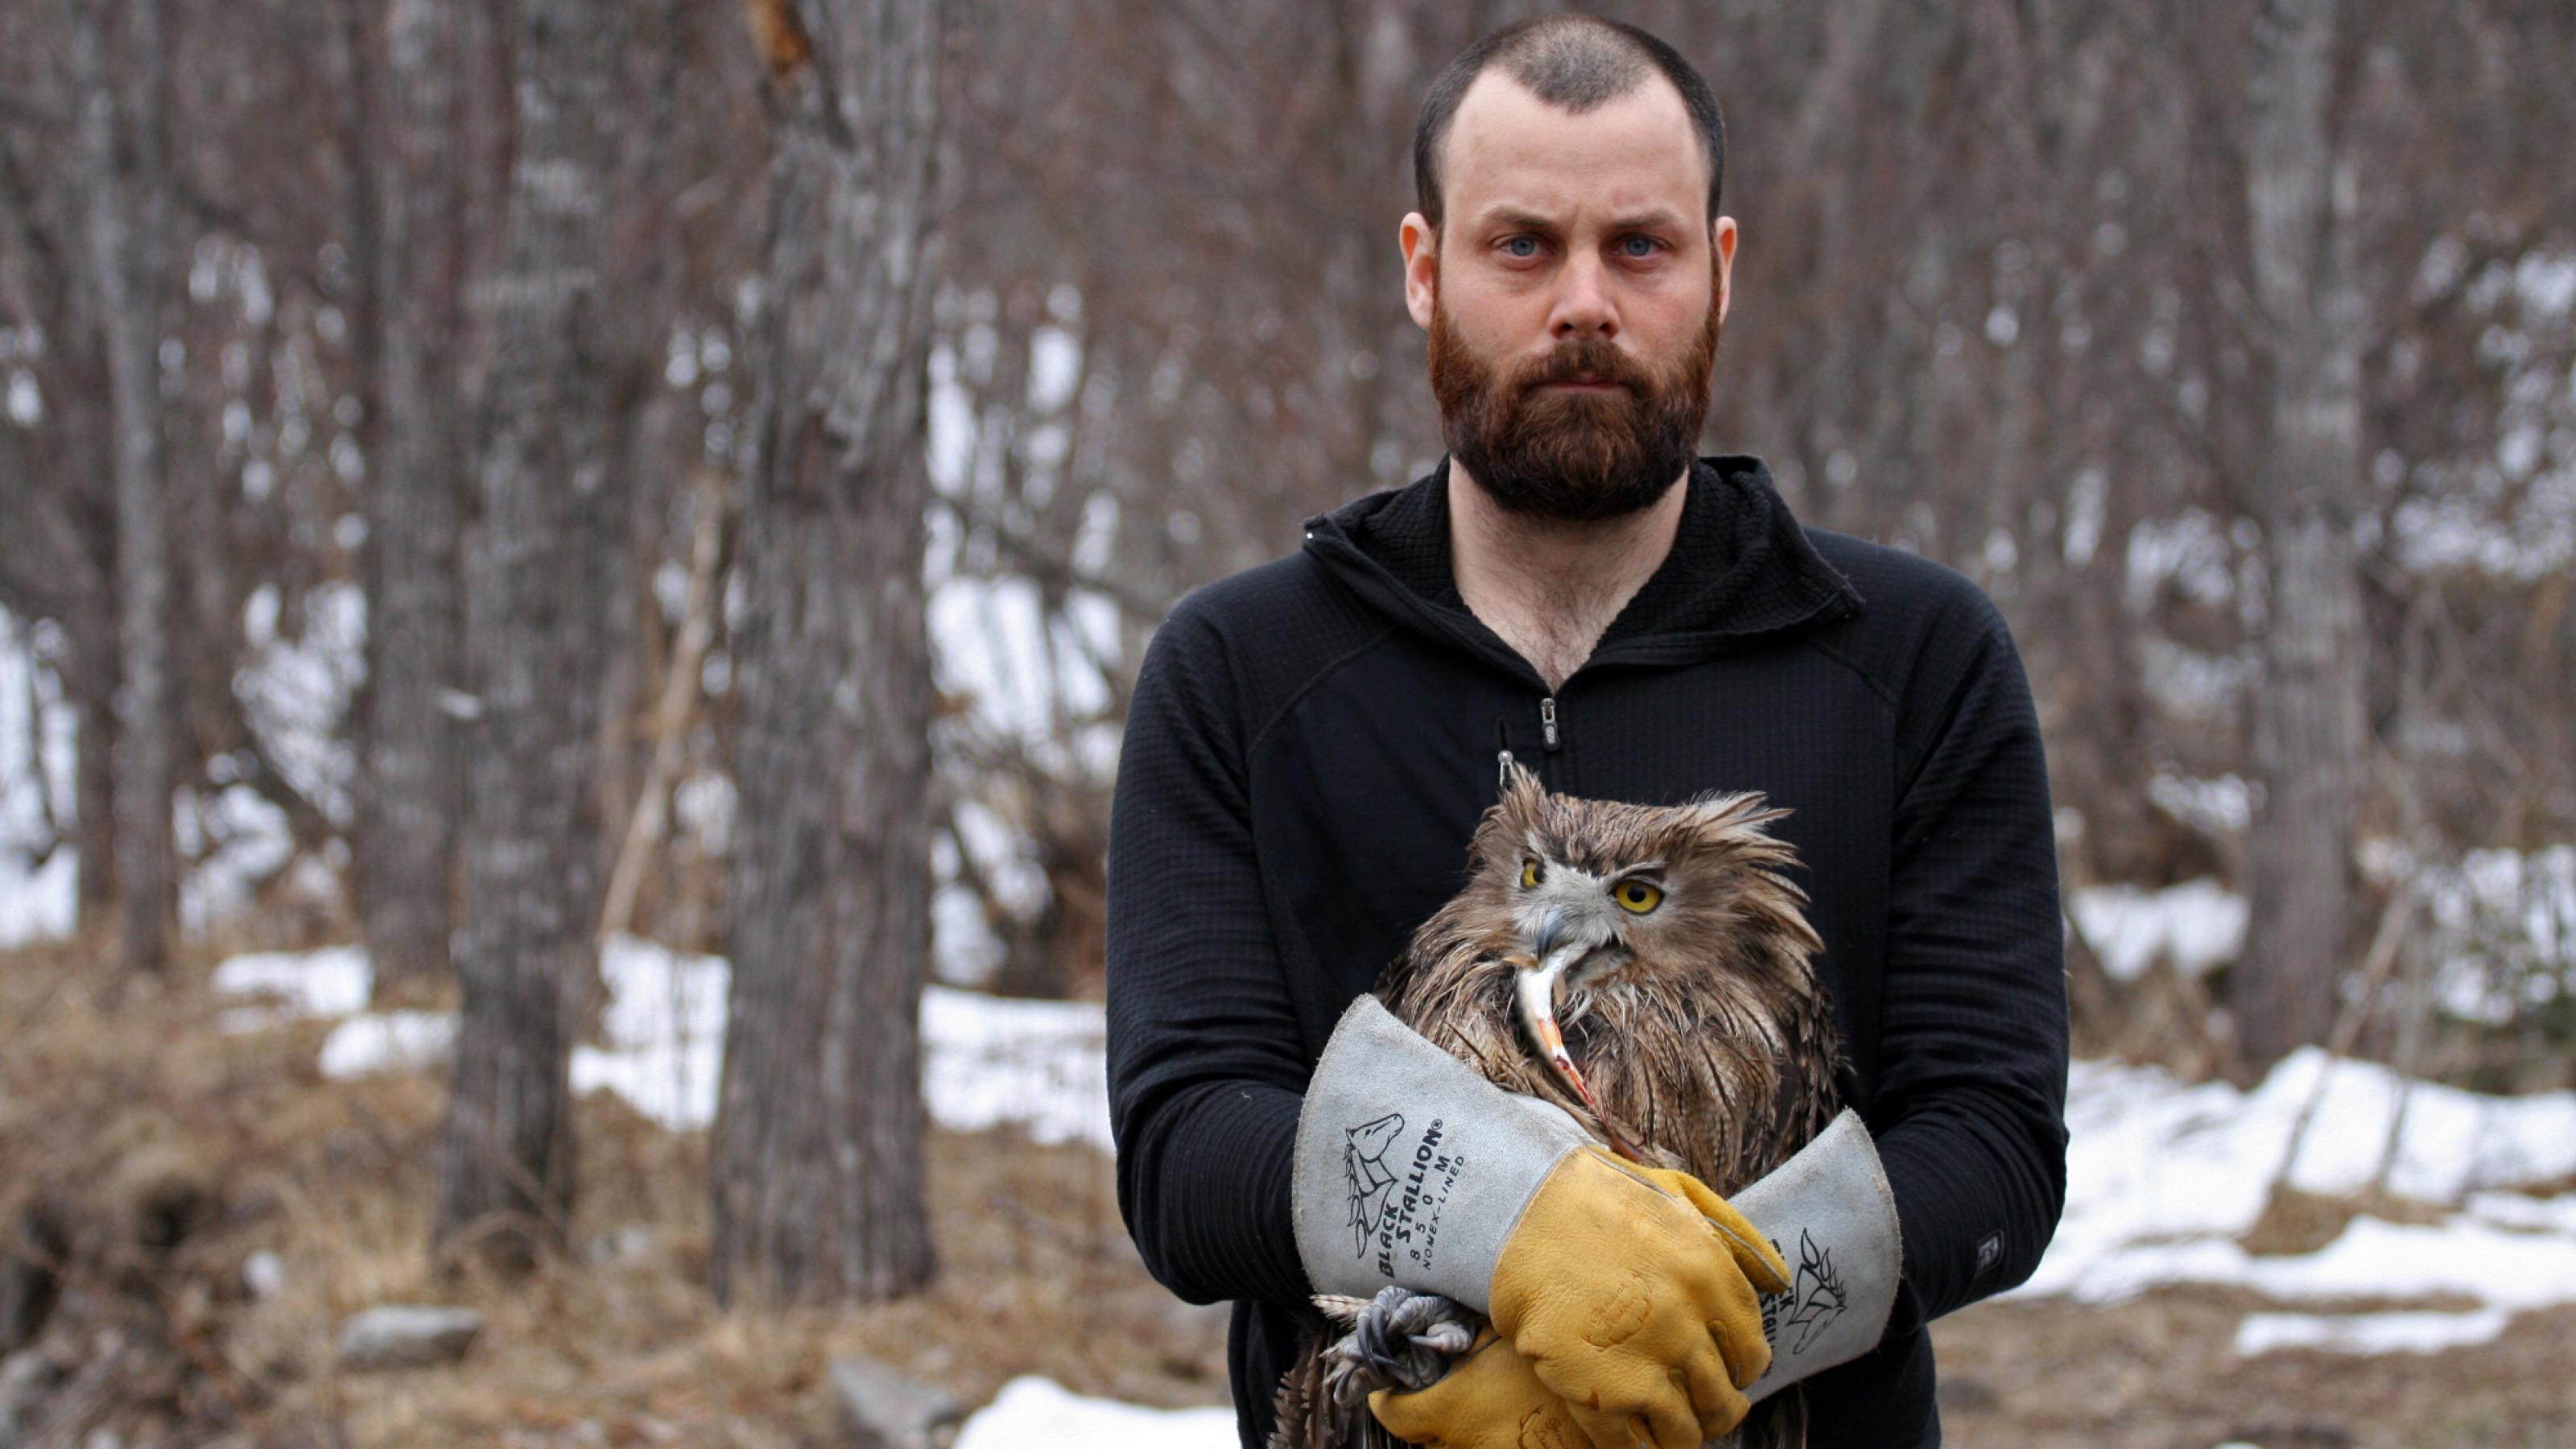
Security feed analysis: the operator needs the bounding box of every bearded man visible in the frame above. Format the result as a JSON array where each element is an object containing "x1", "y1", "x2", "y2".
[{"x1": 1105, "y1": 15, "x2": 2068, "y2": 1449}]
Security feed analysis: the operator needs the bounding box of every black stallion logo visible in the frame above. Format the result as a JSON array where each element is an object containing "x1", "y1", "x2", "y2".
[{"x1": 1341, "y1": 1113, "x2": 1407, "y2": 1258}]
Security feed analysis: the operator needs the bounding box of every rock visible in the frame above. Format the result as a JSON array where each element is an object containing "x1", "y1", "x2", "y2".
[
  {"x1": 1935, "y1": 1373, "x2": 2000, "y2": 1412},
  {"x1": 241, "y1": 1250, "x2": 287, "y2": 1300},
  {"x1": 0, "y1": 1347, "x2": 68, "y2": 1443},
  {"x1": 0, "y1": 1202, "x2": 68, "y2": 1356},
  {"x1": 335, "y1": 1305, "x2": 483, "y2": 1372},
  {"x1": 828, "y1": 1356, "x2": 965, "y2": 1449},
  {"x1": 584, "y1": 1224, "x2": 656, "y2": 1265}
]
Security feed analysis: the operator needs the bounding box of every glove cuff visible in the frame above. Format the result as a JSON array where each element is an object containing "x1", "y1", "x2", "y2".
[
  {"x1": 1734, "y1": 1110, "x2": 1905, "y2": 1403},
  {"x1": 1292, "y1": 995, "x2": 1587, "y2": 1311}
]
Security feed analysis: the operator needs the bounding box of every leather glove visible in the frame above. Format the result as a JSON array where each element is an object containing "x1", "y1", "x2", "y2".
[
  {"x1": 1367, "y1": 1327, "x2": 1585, "y2": 1449},
  {"x1": 1294, "y1": 997, "x2": 1790, "y2": 1448},
  {"x1": 1363, "y1": 1108, "x2": 1910, "y2": 1443},
  {"x1": 1492, "y1": 1144, "x2": 1787, "y2": 1446}
]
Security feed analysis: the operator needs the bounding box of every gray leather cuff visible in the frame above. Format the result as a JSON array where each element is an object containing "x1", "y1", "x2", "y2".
[
  {"x1": 1291, "y1": 995, "x2": 1587, "y2": 1312},
  {"x1": 1736, "y1": 1110, "x2": 1904, "y2": 1403}
]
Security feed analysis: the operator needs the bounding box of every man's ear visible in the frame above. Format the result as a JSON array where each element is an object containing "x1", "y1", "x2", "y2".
[
  {"x1": 1712, "y1": 215, "x2": 1738, "y2": 326},
  {"x1": 1400, "y1": 212, "x2": 1438, "y2": 331}
]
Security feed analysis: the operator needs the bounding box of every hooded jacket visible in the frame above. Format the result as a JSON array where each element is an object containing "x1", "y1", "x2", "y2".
[{"x1": 1104, "y1": 456, "x2": 2069, "y2": 1448}]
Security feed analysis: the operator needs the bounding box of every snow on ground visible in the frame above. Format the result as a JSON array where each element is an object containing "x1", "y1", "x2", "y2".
[
  {"x1": 2233, "y1": 1308, "x2": 2514, "y2": 1357},
  {"x1": 208, "y1": 935, "x2": 2576, "y2": 1364},
  {"x1": 0, "y1": 612, "x2": 76, "y2": 949},
  {"x1": 920, "y1": 984, "x2": 1113, "y2": 1150},
  {"x1": 216, "y1": 936, "x2": 1110, "y2": 1149},
  {"x1": 2066, "y1": 878, "x2": 2245, "y2": 980},
  {"x1": 0, "y1": 848, "x2": 72, "y2": 950},
  {"x1": 2013, "y1": 1049, "x2": 2576, "y2": 1352},
  {"x1": 952, "y1": 1377, "x2": 1233, "y2": 1449},
  {"x1": 212, "y1": 945, "x2": 371, "y2": 1021}
]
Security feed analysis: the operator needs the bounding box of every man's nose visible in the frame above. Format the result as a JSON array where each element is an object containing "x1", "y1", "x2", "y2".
[{"x1": 1548, "y1": 252, "x2": 1617, "y2": 340}]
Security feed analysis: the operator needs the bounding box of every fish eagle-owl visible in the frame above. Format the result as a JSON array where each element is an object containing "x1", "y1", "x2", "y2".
[{"x1": 1270, "y1": 762, "x2": 1841, "y2": 1449}]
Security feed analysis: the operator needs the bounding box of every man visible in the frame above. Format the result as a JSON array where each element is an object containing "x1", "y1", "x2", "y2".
[{"x1": 1106, "y1": 16, "x2": 2067, "y2": 1449}]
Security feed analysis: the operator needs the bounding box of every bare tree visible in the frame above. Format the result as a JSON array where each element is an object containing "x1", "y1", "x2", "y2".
[
  {"x1": 708, "y1": 0, "x2": 940, "y2": 1308},
  {"x1": 71, "y1": 0, "x2": 175, "y2": 974},
  {"x1": 361, "y1": 0, "x2": 470, "y2": 1000},
  {"x1": 2235, "y1": 0, "x2": 2369, "y2": 1068},
  {"x1": 431, "y1": 0, "x2": 629, "y2": 1273}
]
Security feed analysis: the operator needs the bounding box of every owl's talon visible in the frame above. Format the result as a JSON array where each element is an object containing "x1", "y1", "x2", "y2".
[{"x1": 1323, "y1": 1286, "x2": 1485, "y2": 1407}]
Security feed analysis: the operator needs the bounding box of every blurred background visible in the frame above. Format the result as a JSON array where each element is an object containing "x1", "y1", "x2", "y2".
[{"x1": 2, "y1": 0, "x2": 2573, "y2": 1444}]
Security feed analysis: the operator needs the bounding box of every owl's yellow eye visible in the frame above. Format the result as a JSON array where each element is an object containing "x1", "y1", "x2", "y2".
[
  {"x1": 1613, "y1": 880, "x2": 1663, "y2": 914},
  {"x1": 1520, "y1": 859, "x2": 1542, "y2": 889}
]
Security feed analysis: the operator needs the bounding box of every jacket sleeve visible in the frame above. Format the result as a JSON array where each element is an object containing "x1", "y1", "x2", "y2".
[
  {"x1": 1104, "y1": 598, "x2": 1315, "y2": 1309},
  {"x1": 1868, "y1": 583, "x2": 2070, "y2": 1322}
]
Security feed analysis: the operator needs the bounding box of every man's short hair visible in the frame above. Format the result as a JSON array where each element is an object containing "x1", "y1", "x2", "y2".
[{"x1": 1413, "y1": 15, "x2": 1726, "y2": 229}]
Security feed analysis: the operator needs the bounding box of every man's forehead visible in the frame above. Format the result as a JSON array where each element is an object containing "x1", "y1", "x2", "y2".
[{"x1": 1439, "y1": 67, "x2": 1707, "y2": 227}]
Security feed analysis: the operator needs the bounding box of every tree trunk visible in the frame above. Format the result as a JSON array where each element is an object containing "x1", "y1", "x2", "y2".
[
  {"x1": 2236, "y1": 0, "x2": 2368, "y2": 1071},
  {"x1": 72, "y1": 0, "x2": 175, "y2": 975},
  {"x1": 708, "y1": 0, "x2": 941, "y2": 1310},
  {"x1": 431, "y1": 0, "x2": 627, "y2": 1274},
  {"x1": 362, "y1": 0, "x2": 470, "y2": 1001},
  {"x1": 68, "y1": 642, "x2": 118, "y2": 925}
]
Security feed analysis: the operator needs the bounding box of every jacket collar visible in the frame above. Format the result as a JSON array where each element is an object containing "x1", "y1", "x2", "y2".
[{"x1": 1301, "y1": 455, "x2": 1863, "y2": 684}]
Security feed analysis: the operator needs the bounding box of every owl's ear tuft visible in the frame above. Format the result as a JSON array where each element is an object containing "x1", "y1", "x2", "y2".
[
  {"x1": 1678, "y1": 788, "x2": 1789, "y2": 834},
  {"x1": 1663, "y1": 790, "x2": 1802, "y2": 872}
]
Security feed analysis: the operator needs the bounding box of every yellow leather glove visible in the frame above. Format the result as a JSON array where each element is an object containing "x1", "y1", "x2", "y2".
[
  {"x1": 1488, "y1": 1146, "x2": 1790, "y2": 1449},
  {"x1": 1293, "y1": 1001, "x2": 1798, "y2": 1449},
  {"x1": 1368, "y1": 1328, "x2": 1586, "y2": 1449}
]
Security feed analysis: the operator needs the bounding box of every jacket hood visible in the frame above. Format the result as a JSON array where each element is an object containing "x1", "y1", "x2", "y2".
[{"x1": 1300, "y1": 455, "x2": 1864, "y2": 682}]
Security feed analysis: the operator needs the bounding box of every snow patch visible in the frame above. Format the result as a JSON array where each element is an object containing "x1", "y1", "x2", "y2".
[
  {"x1": 2067, "y1": 878, "x2": 2244, "y2": 980},
  {"x1": 954, "y1": 1377, "x2": 1232, "y2": 1449},
  {"x1": 0, "y1": 851, "x2": 74, "y2": 950},
  {"x1": 319, "y1": 1010, "x2": 456, "y2": 1077},
  {"x1": 0, "y1": 612, "x2": 76, "y2": 947},
  {"x1": 2234, "y1": 1309, "x2": 2511, "y2": 1357},
  {"x1": 920, "y1": 985, "x2": 1110, "y2": 1151},
  {"x1": 2018, "y1": 1048, "x2": 2576, "y2": 1315},
  {"x1": 213, "y1": 937, "x2": 1110, "y2": 1146},
  {"x1": 212, "y1": 944, "x2": 371, "y2": 1020}
]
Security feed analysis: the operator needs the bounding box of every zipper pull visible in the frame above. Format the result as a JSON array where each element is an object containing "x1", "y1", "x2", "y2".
[
  {"x1": 1539, "y1": 696, "x2": 1560, "y2": 751},
  {"x1": 1495, "y1": 717, "x2": 1514, "y2": 792}
]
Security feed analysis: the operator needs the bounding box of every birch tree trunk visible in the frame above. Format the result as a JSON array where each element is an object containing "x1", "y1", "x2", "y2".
[
  {"x1": 708, "y1": 0, "x2": 940, "y2": 1309},
  {"x1": 431, "y1": 0, "x2": 626, "y2": 1273},
  {"x1": 362, "y1": 0, "x2": 469, "y2": 1001},
  {"x1": 2237, "y1": 0, "x2": 2368, "y2": 1071},
  {"x1": 72, "y1": 0, "x2": 175, "y2": 976}
]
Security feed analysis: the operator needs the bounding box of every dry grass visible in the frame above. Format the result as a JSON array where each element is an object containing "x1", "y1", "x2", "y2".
[
  {"x1": 2240, "y1": 1185, "x2": 2454, "y2": 1258},
  {"x1": 1931, "y1": 1291, "x2": 2576, "y2": 1448},
  {"x1": 0, "y1": 934, "x2": 1224, "y2": 1446}
]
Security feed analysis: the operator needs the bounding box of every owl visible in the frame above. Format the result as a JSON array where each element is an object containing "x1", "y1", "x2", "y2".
[{"x1": 1269, "y1": 762, "x2": 1842, "y2": 1449}]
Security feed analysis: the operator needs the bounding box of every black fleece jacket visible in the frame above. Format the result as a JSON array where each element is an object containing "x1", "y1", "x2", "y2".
[{"x1": 1104, "y1": 456, "x2": 2069, "y2": 1448}]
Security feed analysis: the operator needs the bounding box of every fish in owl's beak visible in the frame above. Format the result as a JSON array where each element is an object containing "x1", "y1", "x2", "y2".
[{"x1": 1507, "y1": 937, "x2": 1645, "y2": 1162}]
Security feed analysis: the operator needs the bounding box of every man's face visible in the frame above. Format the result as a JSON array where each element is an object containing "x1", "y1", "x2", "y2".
[{"x1": 1402, "y1": 70, "x2": 1738, "y2": 522}]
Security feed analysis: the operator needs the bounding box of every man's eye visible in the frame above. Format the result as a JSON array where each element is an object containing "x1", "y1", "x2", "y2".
[
  {"x1": 1501, "y1": 236, "x2": 1541, "y2": 259},
  {"x1": 1619, "y1": 236, "x2": 1661, "y2": 258}
]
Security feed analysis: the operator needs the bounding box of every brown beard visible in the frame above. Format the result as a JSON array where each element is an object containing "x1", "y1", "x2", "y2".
[{"x1": 1428, "y1": 283, "x2": 1722, "y2": 522}]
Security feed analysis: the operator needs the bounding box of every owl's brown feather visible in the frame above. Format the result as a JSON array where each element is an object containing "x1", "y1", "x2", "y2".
[{"x1": 1269, "y1": 765, "x2": 1840, "y2": 1449}]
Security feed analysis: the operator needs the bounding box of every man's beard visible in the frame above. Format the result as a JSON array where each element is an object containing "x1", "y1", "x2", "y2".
[{"x1": 1428, "y1": 286, "x2": 1722, "y2": 523}]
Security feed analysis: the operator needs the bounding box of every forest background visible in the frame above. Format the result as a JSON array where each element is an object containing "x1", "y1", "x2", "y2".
[{"x1": 2, "y1": 0, "x2": 2574, "y2": 1444}]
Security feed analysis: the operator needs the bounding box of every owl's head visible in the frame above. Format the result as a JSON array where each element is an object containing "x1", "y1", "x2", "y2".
[{"x1": 1472, "y1": 760, "x2": 1822, "y2": 1000}]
